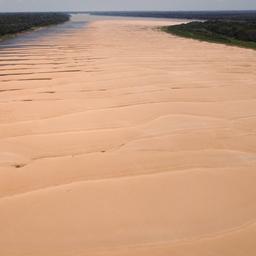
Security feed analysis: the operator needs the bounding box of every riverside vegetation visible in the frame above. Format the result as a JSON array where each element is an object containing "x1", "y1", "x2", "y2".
[
  {"x1": 0, "y1": 13, "x2": 70, "y2": 38},
  {"x1": 163, "y1": 19, "x2": 256, "y2": 50}
]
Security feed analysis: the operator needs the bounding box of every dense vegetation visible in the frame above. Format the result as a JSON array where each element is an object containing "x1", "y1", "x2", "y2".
[
  {"x1": 163, "y1": 20, "x2": 256, "y2": 50},
  {"x1": 0, "y1": 13, "x2": 70, "y2": 37},
  {"x1": 91, "y1": 11, "x2": 256, "y2": 21}
]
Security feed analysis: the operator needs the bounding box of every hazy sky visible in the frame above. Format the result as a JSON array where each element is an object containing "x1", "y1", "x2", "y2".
[{"x1": 0, "y1": 0, "x2": 256, "y2": 12}]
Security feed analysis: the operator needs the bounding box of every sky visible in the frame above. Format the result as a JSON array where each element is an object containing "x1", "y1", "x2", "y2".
[{"x1": 0, "y1": 0, "x2": 256, "y2": 12}]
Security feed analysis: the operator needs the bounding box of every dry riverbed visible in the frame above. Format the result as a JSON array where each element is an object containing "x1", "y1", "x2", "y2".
[{"x1": 0, "y1": 15, "x2": 256, "y2": 256}]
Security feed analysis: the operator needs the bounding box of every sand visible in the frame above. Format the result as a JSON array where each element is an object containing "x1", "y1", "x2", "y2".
[{"x1": 0, "y1": 15, "x2": 256, "y2": 255}]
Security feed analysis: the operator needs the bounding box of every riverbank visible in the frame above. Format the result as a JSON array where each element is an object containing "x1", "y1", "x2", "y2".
[
  {"x1": 162, "y1": 20, "x2": 256, "y2": 50},
  {"x1": 0, "y1": 13, "x2": 70, "y2": 40}
]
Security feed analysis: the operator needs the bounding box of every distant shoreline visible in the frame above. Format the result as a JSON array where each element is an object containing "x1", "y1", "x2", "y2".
[{"x1": 89, "y1": 10, "x2": 256, "y2": 21}]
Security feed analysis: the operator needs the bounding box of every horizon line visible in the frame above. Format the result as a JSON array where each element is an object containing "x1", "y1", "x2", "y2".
[{"x1": 0, "y1": 9, "x2": 256, "y2": 13}]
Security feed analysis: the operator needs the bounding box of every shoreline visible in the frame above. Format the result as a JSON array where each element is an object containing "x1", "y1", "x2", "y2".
[
  {"x1": 0, "y1": 13, "x2": 70, "y2": 42},
  {"x1": 162, "y1": 21, "x2": 256, "y2": 50},
  {"x1": 0, "y1": 24, "x2": 66, "y2": 43}
]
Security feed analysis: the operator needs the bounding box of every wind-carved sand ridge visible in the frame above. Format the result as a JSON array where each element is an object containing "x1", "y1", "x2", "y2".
[{"x1": 0, "y1": 15, "x2": 256, "y2": 256}]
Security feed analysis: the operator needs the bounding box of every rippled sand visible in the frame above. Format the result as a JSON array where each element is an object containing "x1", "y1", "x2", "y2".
[{"x1": 0, "y1": 15, "x2": 256, "y2": 256}]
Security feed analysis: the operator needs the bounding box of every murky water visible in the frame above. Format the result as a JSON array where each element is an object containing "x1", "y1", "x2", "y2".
[{"x1": 0, "y1": 15, "x2": 94, "y2": 82}]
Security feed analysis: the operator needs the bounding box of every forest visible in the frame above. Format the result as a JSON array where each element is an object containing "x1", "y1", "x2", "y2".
[
  {"x1": 163, "y1": 20, "x2": 256, "y2": 49},
  {"x1": 0, "y1": 13, "x2": 70, "y2": 37}
]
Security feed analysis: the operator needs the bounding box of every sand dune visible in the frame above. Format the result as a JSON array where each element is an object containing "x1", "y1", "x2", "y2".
[{"x1": 0, "y1": 15, "x2": 256, "y2": 255}]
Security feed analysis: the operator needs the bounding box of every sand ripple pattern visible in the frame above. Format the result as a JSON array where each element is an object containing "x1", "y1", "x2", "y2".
[{"x1": 0, "y1": 15, "x2": 256, "y2": 256}]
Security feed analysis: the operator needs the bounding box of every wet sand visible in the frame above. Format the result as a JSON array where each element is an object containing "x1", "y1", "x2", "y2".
[{"x1": 0, "y1": 15, "x2": 256, "y2": 256}]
